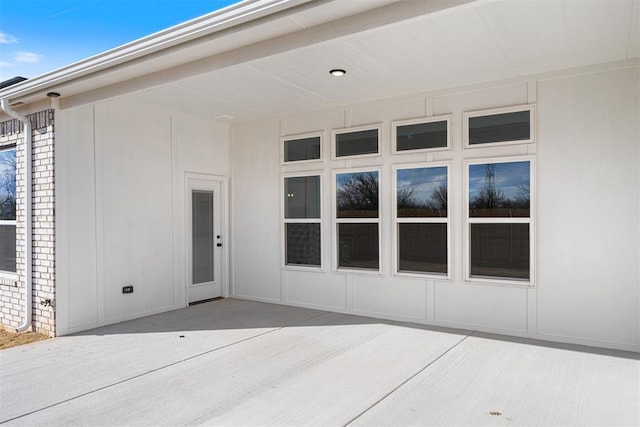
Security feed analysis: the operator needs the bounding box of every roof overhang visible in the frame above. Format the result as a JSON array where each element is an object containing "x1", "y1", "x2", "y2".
[{"x1": 1, "y1": 0, "x2": 638, "y2": 122}]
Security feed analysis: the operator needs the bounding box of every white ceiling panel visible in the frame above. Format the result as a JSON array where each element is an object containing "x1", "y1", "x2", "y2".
[
  {"x1": 343, "y1": 6, "x2": 517, "y2": 92},
  {"x1": 130, "y1": 83, "x2": 259, "y2": 119},
  {"x1": 242, "y1": 40, "x2": 418, "y2": 105},
  {"x1": 476, "y1": 0, "x2": 634, "y2": 75},
  {"x1": 628, "y1": 0, "x2": 640, "y2": 58},
  {"x1": 118, "y1": 0, "x2": 639, "y2": 122}
]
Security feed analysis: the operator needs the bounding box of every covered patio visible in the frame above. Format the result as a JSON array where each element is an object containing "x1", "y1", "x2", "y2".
[{"x1": 1, "y1": 298, "x2": 637, "y2": 425}]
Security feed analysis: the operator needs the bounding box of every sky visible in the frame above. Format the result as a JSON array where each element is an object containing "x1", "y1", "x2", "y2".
[
  {"x1": 469, "y1": 161, "x2": 530, "y2": 200},
  {"x1": 0, "y1": 0, "x2": 239, "y2": 82}
]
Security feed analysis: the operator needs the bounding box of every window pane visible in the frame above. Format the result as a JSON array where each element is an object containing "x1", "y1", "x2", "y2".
[
  {"x1": 397, "y1": 167, "x2": 447, "y2": 218},
  {"x1": 469, "y1": 110, "x2": 530, "y2": 145},
  {"x1": 0, "y1": 224, "x2": 16, "y2": 272},
  {"x1": 285, "y1": 176, "x2": 320, "y2": 219},
  {"x1": 470, "y1": 223, "x2": 529, "y2": 280},
  {"x1": 396, "y1": 120, "x2": 447, "y2": 151},
  {"x1": 338, "y1": 223, "x2": 379, "y2": 270},
  {"x1": 286, "y1": 223, "x2": 321, "y2": 266},
  {"x1": 0, "y1": 148, "x2": 16, "y2": 221},
  {"x1": 284, "y1": 136, "x2": 320, "y2": 162},
  {"x1": 337, "y1": 171, "x2": 379, "y2": 218},
  {"x1": 336, "y1": 129, "x2": 378, "y2": 157},
  {"x1": 469, "y1": 161, "x2": 530, "y2": 217},
  {"x1": 192, "y1": 191, "x2": 214, "y2": 284},
  {"x1": 398, "y1": 223, "x2": 447, "y2": 274}
]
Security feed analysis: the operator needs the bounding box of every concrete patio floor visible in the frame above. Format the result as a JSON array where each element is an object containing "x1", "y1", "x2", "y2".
[{"x1": 1, "y1": 298, "x2": 638, "y2": 426}]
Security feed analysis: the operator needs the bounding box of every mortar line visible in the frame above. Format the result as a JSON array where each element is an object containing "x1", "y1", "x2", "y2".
[
  {"x1": 344, "y1": 330, "x2": 476, "y2": 426},
  {"x1": 0, "y1": 311, "x2": 329, "y2": 424}
]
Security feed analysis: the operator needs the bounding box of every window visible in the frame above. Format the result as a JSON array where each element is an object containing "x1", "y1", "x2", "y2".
[
  {"x1": 392, "y1": 115, "x2": 451, "y2": 154},
  {"x1": 335, "y1": 170, "x2": 380, "y2": 271},
  {"x1": 466, "y1": 158, "x2": 533, "y2": 283},
  {"x1": 463, "y1": 104, "x2": 535, "y2": 148},
  {"x1": 332, "y1": 124, "x2": 381, "y2": 159},
  {"x1": 282, "y1": 132, "x2": 322, "y2": 163},
  {"x1": 0, "y1": 146, "x2": 16, "y2": 273},
  {"x1": 283, "y1": 174, "x2": 321, "y2": 267},
  {"x1": 395, "y1": 165, "x2": 449, "y2": 276}
]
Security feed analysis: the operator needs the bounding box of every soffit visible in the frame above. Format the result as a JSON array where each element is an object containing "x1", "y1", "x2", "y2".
[
  {"x1": 126, "y1": 0, "x2": 638, "y2": 122},
  {"x1": 4, "y1": 0, "x2": 637, "y2": 122}
]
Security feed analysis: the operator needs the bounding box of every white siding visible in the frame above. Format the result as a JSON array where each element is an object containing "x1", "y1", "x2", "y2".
[
  {"x1": 230, "y1": 65, "x2": 639, "y2": 351},
  {"x1": 535, "y1": 67, "x2": 640, "y2": 348},
  {"x1": 56, "y1": 99, "x2": 230, "y2": 335}
]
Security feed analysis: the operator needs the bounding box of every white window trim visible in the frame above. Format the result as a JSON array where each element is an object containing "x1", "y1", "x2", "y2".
[
  {"x1": 332, "y1": 167, "x2": 383, "y2": 275},
  {"x1": 280, "y1": 131, "x2": 324, "y2": 165},
  {"x1": 331, "y1": 123, "x2": 383, "y2": 160},
  {"x1": 392, "y1": 162, "x2": 451, "y2": 279},
  {"x1": 463, "y1": 155, "x2": 536, "y2": 287},
  {"x1": 463, "y1": 104, "x2": 535, "y2": 149},
  {"x1": 0, "y1": 218, "x2": 17, "y2": 277},
  {"x1": 0, "y1": 145, "x2": 17, "y2": 277},
  {"x1": 391, "y1": 114, "x2": 452, "y2": 155},
  {"x1": 281, "y1": 171, "x2": 324, "y2": 271}
]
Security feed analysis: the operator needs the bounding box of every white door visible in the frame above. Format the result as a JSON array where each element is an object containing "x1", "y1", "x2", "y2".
[{"x1": 187, "y1": 177, "x2": 223, "y2": 303}]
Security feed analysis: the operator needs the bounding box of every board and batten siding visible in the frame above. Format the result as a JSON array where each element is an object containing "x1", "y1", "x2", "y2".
[
  {"x1": 55, "y1": 98, "x2": 230, "y2": 335},
  {"x1": 230, "y1": 64, "x2": 639, "y2": 352}
]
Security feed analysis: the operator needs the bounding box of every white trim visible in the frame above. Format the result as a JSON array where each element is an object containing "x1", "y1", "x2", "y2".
[
  {"x1": 392, "y1": 162, "x2": 451, "y2": 280},
  {"x1": 463, "y1": 104, "x2": 535, "y2": 149},
  {"x1": 463, "y1": 155, "x2": 535, "y2": 287},
  {"x1": 184, "y1": 172, "x2": 229, "y2": 300},
  {"x1": 332, "y1": 167, "x2": 382, "y2": 275},
  {"x1": 331, "y1": 123, "x2": 382, "y2": 160},
  {"x1": 281, "y1": 171, "x2": 324, "y2": 271},
  {"x1": 280, "y1": 131, "x2": 324, "y2": 165},
  {"x1": 391, "y1": 114, "x2": 452, "y2": 155}
]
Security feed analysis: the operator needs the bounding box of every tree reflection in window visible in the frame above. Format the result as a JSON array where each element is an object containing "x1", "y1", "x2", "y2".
[
  {"x1": 336, "y1": 171, "x2": 378, "y2": 218},
  {"x1": 397, "y1": 167, "x2": 447, "y2": 218},
  {"x1": 0, "y1": 148, "x2": 16, "y2": 221},
  {"x1": 469, "y1": 161, "x2": 530, "y2": 218}
]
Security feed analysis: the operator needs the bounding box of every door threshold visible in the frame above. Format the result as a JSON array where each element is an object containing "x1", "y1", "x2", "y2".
[{"x1": 189, "y1": 296, "x2": 224, "y2": 306}]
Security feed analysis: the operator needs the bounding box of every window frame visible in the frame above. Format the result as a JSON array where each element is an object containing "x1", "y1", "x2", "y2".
[
  {"x1": 463, "y1": 104, "x2": 535, "y2": 149},
  {"x1": 393, "y1": 162, "x2": 451, "y2": 279},
  {"x1": 391, "y1": 114, "x2": 452, "y2": 155},
  {"x1": 281, "y1": 171, "x2": 324, "y2": 271},
  {"x1": 0, "y1": 145, "x2": 17, "y2": 277},
  {"x1": 333, "y1": 167, "x2": 382, "y2": 275},
  {"x1": 463, "y1": 155, "x2": 535, "y2": 286},
  {"x1": 280, "y1": 131, "x2": 324, "y2": 165},
  {"x1": 331, "y1": 123, "x2": 382, "y2": 160}
]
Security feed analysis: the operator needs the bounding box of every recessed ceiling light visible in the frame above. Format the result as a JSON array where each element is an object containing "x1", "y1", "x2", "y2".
[{"x1": 329, "y1": 69, "x2": 346, "y2": 77}]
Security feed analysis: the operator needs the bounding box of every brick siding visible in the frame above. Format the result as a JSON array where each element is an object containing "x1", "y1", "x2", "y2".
[{"x1": 0, "y1": 110, "x2": 55, "y2": 336}]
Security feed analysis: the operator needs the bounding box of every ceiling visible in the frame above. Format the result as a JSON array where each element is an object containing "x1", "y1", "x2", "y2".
[{"x1": 8, "y1": 0, "x2": 640, "y2": 122}]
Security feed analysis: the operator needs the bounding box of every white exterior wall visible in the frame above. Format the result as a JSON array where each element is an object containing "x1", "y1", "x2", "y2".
[
  {"x1": 230, "y1": 65, "x2": 639, "y2": 351},
  {"x1": 56, "y1": 98, "x2": 229, "y2": 335}
]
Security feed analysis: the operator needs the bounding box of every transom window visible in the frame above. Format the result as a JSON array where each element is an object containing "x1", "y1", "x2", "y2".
[
  {"x1": 464, "y1": 104, "x2": 535, "y2": 148},
  {"x1": 332, "y1": 125, "x2": 381, "y2": 159},
  {"x1": 335, "y1": 170, "x2": 380, "y2": 271},
  {"x1": 466, "y1": 158, "x2": 533, "y2": 283},
  {"x1": 0, "y1": 146, "x2": 17, "y2": 274},
  {"x1": 282, "y1": 132, "x2": 322, "y2": 163},
  {"x1": 392, "y1": 115, "x2": 451, "y2": 154}
]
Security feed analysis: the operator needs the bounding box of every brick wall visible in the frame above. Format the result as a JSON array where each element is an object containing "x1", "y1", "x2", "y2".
[{"x1": 0, "y1": 110, "x2": 55, "y2": 336}]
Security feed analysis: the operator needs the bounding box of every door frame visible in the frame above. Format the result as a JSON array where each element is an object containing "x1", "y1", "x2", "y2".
[{"x1": 184, "y1": 172, "x2": 229, "y2": 303}]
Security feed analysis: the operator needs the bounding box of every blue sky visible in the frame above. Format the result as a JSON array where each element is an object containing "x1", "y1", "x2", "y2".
[
  {"x1": 469, "y1": 161, "x2": 530, "y2": 200},
  {"x1": 397, "y1": 167, "x2": 447, "y2": 205},
  {"x1": 0, "y1": 0, "x2": 238, "y2": 82}
]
